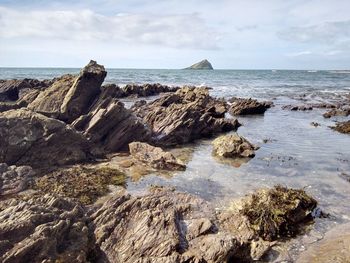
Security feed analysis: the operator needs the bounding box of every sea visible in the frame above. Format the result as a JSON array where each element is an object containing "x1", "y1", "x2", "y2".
[{"x1": 1, "y1": 68, "x2": 350, "y2": 261}]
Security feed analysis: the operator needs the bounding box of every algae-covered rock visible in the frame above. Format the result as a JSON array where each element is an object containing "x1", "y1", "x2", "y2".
[
  {"x1": 240, "y1": 185, "x2": 317, "y2": 241},
  {"x1": 212, "y1": 133, "x2": 259, "y2": 158},
  {"x1": 35, "y1": 166, "x2": 126, "y2": 204},
  {"x1": 331, "y1": 120, "x2": 350, "y2": 134}
]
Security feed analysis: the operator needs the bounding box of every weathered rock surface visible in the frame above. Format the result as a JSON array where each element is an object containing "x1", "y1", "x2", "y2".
[
  {"x1": 73, "y1": 98, "x2": 151, "y2": 152},
  {"x1": 185, "y1": 59, "x2": 214, "y2": 70},
  {"x1": 0, "y1": 108, "x2": 92, "y2": 168},
  {"x1": 282, "y1": 105, "x2": 313, "y2": 111},
  {"x1": 0, "y1": 163, "x2": 34, "y2": 197},
  {"x1": 323, "y1": 107, "x2": 350, "y2": 118},
  {"x1": 29, "y1": 60, "x2": 106, "y2": 123},
  {"x1": 212, "y1": 133, "x2": 259, "y2": 158},
  {"x1": 0, "y1": 78, "x2": 52, "y2": 102},
  {"x1": 133, "y1": 87, "x2": 240, "y2": 146},
  {"x1": 331, "y1": 120, "x2": 350, "y2": 134},
  {"x1": 122, "y1": 83, "x2": 179, "y2": 97},
  {"x1": 90, "y1": 187, "x2": 240, "y2": 263},
  {"x1": 0, "y1": 195, "x2": 92, "y2": 263},
  {"x1": 228, "y1": 97, "x2": 272, "y2": 115},
  {"x1": 129, "y1": 142, "x2": 186, "y2": 171}
]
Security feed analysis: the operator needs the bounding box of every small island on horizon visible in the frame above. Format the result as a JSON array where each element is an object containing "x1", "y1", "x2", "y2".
[{"x1": 184, "y1": 59, "x2": 214, "y2": 70}]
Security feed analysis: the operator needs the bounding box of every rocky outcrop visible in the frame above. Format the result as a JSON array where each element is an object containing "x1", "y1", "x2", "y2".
[
  {"x1": 72, "y1": 98, "x2": 151, "y2": 152},
  {"x1": 331, "y1": 121, "x2": 350, "y2": 134},
  {"x1": 185, "y1": 59, "x2": 214, "y2": 70},
  {"x1": 29, "y1": 60, "x2": 106, "y2": 123},
  {"x1": 0, "y1": 78, "x2": 52, "y2": 102},
  {"x1": 122, "y1": 83, "x2": 179, "y2": 97},
  {"x1": 0, "y1": 163, "x2": 34, "y2": 197},
  {"x1": 132, "y1": 87, "x2": 240, "y2": 146},
  {"x1": 228, "y1": 97, "x2": 272, "y2": 115},
  {"x1": 129, "y1": 142, "x2": 186, "y2": 171},
  {"x1": 323, "y1": 107, "x2": 350, "y2": 118},
  {"x1": 282, "y1": 104, "x2": 313, "y2": 111},
  {"x1": 0, "y1": 195, "x2": 92, "y2": 263},
  {"x1": 212, "y1": 133, "x2": 259, "y2": 158},
  {"x1": 0, "y1": 108, "x2": 92, "y2": 168},
  {"x1": 90, "y1": 187, "x2": 240, "y2": 263}
]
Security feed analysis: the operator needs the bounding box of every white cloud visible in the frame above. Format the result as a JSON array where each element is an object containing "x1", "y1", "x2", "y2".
[
  {"x1": 286, "y1": 51, "x2": 312, "y2": 57},
  {"x1": 0, "y1": 7, "x2": 220, "y2": 49}
]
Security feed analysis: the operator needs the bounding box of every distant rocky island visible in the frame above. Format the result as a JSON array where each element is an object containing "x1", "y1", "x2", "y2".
[{"x1": 184, "y1": 59, "x2": 214, "y2": 70}]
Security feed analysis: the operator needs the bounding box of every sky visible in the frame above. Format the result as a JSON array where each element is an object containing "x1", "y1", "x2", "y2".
[{"x1": 0, "y1": 0, "x2": 350, "y2": 69}]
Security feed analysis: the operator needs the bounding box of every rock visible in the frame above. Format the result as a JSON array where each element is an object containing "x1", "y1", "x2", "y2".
[
  {"x1": 0, "y1": 163, "x2": 34, "y2": 196},
  {"x1": 129, "y1": 142, "x2": 186, "y2": 171},
  {"x1": 0, "y1": 108, "x2": 92, "y2": 168},
  {"x1": 0, "y1": 78, "x2": 52, "y2": 102},
  {"x1": 34, "y1": 166, "x2": 126, "y2": 205},
  {"x1": 323, "y1": 107, "x2": 350, "y2": 118},
  {"x1": 0, "y1": 195, "x2": 92, "y2": 263},
  {"x1": 185, "y1": 59, "x2": 214, "y2": 70},
  {"x1": 72, "y1": 98, "x2": 151, "y2": 152},
  {"x1": 310, "y1": 122, "x2": 321, "y2": 127},
  {"x1": 331, "y1": 121, "x2": 350, "y2": 134},
  {"x1": 212, "y1": 133, "x2": 259, "y2": 158},
  {"x1": 29, "y1": 60, "x2": 106, "y2": 123},
  {"x1": 228, "y1": 97, "x2": 272, "y2": 115},
  {"x1": 133, "y1": 87, "x2": 240, "y2": 146},
  {"x1": 122, "y1": 83, "x2": 179, "y2": 97},
  {"x1": 90, "y1": 187, "x2": 241, "y2": 263},
  {"x1": 282, "y1": 105, "x2": 313, "y2": 111},
  {"x1": 61, "y1": 60, "x2": 106, "y2": 122}
]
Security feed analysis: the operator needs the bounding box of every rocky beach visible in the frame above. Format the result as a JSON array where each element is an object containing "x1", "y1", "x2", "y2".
[{"x1": 0, "y1": 61, "x2": 349, "y2": 263}]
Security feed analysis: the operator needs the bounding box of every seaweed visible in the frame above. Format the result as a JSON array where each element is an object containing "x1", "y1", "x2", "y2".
[
  {"x1": 241, "y1": 185, "x2": 317, "y2": 241},
  {"x1": 35, "y1": 166, "x2": 126, "y2": 205}
]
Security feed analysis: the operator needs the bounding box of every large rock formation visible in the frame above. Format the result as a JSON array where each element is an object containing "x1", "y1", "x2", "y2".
[
  {"x1": 331, "y1": 121, "x2": 350, "y2": 134},
  {"x1": 132, "y1": 87, "x2": 240, "y2": 146},
  {"x1": 0, "y1": 78, "x2": 52, "y2": 102},
  {"x1": 0, "y1": 163, "x2": 34, "y2": 197},
  {"x1": 185, "y1": 59, "x2": 214, "y2": 70},
  {"x1": 129, "y1": 142, "x2": 186, "y2": 171},
  {"x1": 212, "y1": 133, "x2": 259, "y2": 158},
  {"x1": 0, "y1": 195, "x2": 92, "y2": 263},
  {"x1": 72, "y1": 98, "x2": 151, "y2": 152},
  {"x1": 29, "y1": 60, "x2": 106, "y2": 123},
  {"x1": 0, "y1": 108, "x2": 92, "y2": 168},
  {"x1": 228, "y1": 97, "x2": 272, "y2": 115}
]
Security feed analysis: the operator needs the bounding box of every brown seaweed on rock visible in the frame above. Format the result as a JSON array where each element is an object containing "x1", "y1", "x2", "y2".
[
  {"x1": 240, "y1": 185, "x2": 317, "y2": 241},
  {"x1": 331, "y1": 120, "x2": 350, "y2": 134},
  {"x1": 34, "y1": 166, "x2": 126, "y2": 205}
]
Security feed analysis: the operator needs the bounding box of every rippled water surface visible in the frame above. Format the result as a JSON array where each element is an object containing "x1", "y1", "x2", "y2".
[{"x1": 2, "y1": 68, "x2": 350, "y2": 260}]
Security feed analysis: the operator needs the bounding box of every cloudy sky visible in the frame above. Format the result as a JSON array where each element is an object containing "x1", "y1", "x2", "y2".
[{"x1": 0, "y1": 0, "x2": 349, "y2": 69}]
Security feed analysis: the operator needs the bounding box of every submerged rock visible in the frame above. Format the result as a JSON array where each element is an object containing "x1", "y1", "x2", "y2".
[
  {"x1": 129, "y1": 142, "x2": 186, "y2": 171},
  {"x1": 0, "y1": 163, "x2": 34, "y2": 197},
  {"x1": 212, "y1": 133, "x2": 259, "y2": 158},
  {"x1": 133, "y1": 87, "x2": 240, "y2": 146},
  {"x1": 331, "y1": 120, "x2": 350, "y2": 134},
  {"x1": 228, "y1": 97, "x2": 272, "y2": 115},
  {"x1": 0, "y1": 108, "x2": 92, "y2": 168},
  {"x1": 184, "y1": 59, "x2": 214, "y2": 70},
  {"x1": 0, "y1": 195, "x2": 92, "y2": 263},
  {"x1": 34, "y1": 166, "x2": 126, "y2": 205},
  {"x1": 282, "y1": 105, "x2": 313, "y2": 111}
]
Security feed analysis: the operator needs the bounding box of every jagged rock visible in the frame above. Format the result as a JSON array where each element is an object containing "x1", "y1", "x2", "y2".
[
  {"x1": 0, "y1": 163, "x2": 34, "y2": 196},
  {"x1": 331, "y1": 121, "x2": 350, "y2": 134},
  {"x1": 90, "y1": 187, "x2": 240, "y2": 263},
  {"x1": 29, "y1": 60, "x2": 106, "y2": 123},
  {"x1": 185, "y1": 59, "x2": 214, "y2": 70},
  {"x1": 0, "y1": 108, "x2": 92, "y2": 168},
  {"x1": 129, "y1": 142, "x2": 186, "y2": 171},
  {"x1": 282, "y1": 105, "x2": 313, "y2": 111},
  {"x1": 323, "y1": 107, "x2": 350, "y2": 118},
  {"x1": 72, "y1": 98, "x2": 151, "y2": 152},
  {"x1": 212, "y1": 133, "x2": 259, "y2": 158},
  {"x1": 133, "y1": 87, "x2": 240, "y2": 146},
  {"x1": 228, "y1": 97, "x2": 272, "y2": 115},
  {"x1": 122, "y1": 83, "x2": 179, "y2": 97},
  {"x1": 0, "y1": 195, "x2": 92, "y2": 263},
  {"x1": 0, "y1": 78, "x2": 52, "y2": 102}
]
